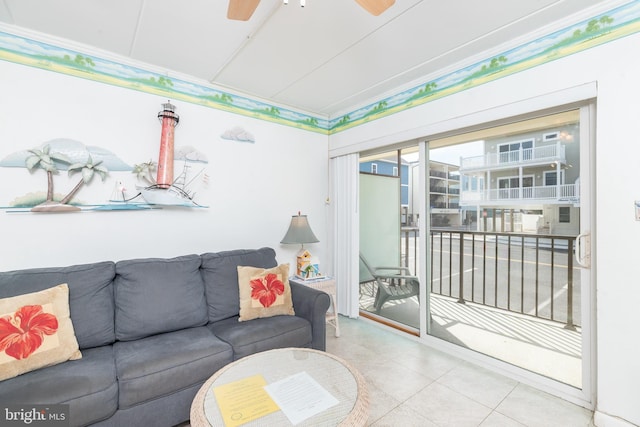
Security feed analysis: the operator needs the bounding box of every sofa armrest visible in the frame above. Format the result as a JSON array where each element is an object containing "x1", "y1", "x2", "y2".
[{"x1": 290, "y1": 281, "x2": 331, "y2": 351}]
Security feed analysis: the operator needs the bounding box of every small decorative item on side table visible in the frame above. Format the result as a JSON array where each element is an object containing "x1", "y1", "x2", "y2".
[
  {"x1": 289, "y1": 276, "x2": 339, "y2": 337},
  {"x1": 280, "y1": 212, "x2": 320, "y2": 278}
]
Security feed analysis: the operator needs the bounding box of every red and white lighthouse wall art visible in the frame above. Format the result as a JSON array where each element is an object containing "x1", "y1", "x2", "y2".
[
  {"x1": 156, "y1": 101, "x2": 180, "y2": 188},
  {"x1": 134, "y1": 101, "x2": 209, "y2": 208}
]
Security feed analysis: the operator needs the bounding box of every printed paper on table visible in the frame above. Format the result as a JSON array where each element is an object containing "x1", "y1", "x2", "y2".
[
  {"x1": 264, "y1": 371, "x2": 339, "y2": 425},
  {"x1": 213, "y1": 374, "x2": 279, "y2": 427}
]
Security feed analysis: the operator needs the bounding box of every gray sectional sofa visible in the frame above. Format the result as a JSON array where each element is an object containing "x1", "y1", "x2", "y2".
[{"x1": 0, "y1": 247, "x2": 331, "y2": 427}]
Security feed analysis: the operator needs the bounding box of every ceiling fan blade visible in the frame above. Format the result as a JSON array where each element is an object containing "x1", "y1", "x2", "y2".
[
  {"x1": 227, "y1": 0, "x2": 261, "y2": 21},
  {"x1": 355, "y1": 0, "x2": 395, "y2": 16}
]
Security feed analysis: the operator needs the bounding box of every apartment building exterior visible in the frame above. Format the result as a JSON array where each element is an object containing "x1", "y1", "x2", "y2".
[
  {"x1": 459, "y1": 123, "x2": 580, "y2": 235},
  {"x1": 428, "y1": 161, "x2": 461, "y2": 227},
  {"x1": 360, "y1": 157, "x2": 464, "y2": 228}
]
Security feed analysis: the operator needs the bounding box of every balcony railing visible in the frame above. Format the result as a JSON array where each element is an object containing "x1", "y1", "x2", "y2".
[
  {"x1": 460, "y1": 184, "x2": 578, "y2": 205},
  {"x1": 460, "y1": 144, "x2": 566, "y2": 171},
  {"x1": 429, "y1": 170, "x2": 460, "y2": 180},
  {"x1": 401, "y1": 228, "x2": 578, "y2": 329}
]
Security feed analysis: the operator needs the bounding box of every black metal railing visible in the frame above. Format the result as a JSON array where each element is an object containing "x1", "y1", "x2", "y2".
[{"x1": 400, "y1": 228, "x2": 578, "y2": 329}]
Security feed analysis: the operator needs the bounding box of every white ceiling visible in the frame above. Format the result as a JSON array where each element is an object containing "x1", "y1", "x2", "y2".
[{"x1": 0, "y1": 0, "x2": 613, "y2": 117}]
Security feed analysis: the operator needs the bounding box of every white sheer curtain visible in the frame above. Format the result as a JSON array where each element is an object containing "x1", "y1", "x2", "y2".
[{"x1": 329, "y1": 153, "x2": 359, "y2": 317}]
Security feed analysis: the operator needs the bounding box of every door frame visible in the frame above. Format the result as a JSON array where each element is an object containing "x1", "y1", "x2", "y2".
[{"x1": 416, "y1": 99, "x2": 596, "y2": 409}]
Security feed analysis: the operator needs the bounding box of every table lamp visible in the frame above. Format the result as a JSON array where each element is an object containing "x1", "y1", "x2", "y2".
[{"x1": 281, "y1": 212, "x2": 320, "y2": 278}]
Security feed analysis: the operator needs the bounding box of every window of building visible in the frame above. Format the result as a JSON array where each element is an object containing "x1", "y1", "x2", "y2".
[
  {"x1": 498, "y1": 139, "x2": 534, "y2": 162},
  {"x1": 393, "y1": 166, "x2": 398, "y2": 176},
  {"x1": 497, "y1": 176, "x2": 534, "y2": 189},
  {"x1": 543, "y1": 131, "x2": 559, "y2": 141},
  {"x1": 461, "y1": 175, "x2": 484, "y2": 192},
  {"x1": 544, "y1": 170, "x2": 565, "y2": 186},
  {"x1": 559, "y1": 206, "x2": 571, "y2": 223},
  {"x1": 497, "y1": 176, "x2": 534, "y2": 199},
  {"x1": 371, "y1": 163, "x2": 378, "y2": 174}
]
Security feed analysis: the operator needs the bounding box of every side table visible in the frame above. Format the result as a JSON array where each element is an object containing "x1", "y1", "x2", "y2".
[{"x1": 290, "y1": 276, "x2": 340, "y2": 337}]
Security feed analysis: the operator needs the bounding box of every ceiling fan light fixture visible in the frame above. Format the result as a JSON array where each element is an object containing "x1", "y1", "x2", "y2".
[
  {"x1": 283, "y1": 0, "x2": 305, "y2": 6},
  {"x1": 355, "y1": 0, "x2": 395, "y2": 16},
  {"x1": 230, "y1": 0, "x2": 394, "y2": 20},
  {"x1": 227, "y1": 0, "x2": 261, "y2": 20}
]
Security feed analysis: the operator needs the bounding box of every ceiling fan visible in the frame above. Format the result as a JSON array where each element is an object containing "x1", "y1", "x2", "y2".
[{"x1": 227, "y1": 0, "x2": 396, "y2": 21}]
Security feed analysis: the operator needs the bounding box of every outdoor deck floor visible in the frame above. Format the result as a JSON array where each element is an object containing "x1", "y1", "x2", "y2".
[{"x1": 359, "y1": 287, "x2": 581, "y2": 388}]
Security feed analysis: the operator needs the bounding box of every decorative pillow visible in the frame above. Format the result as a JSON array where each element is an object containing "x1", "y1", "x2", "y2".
[
  {"x1": 0, "y1": 284, "x2": 81, "y2": 381},
  {"x1": 237, "y1": 264, "x2": 294, "y2": 322}
]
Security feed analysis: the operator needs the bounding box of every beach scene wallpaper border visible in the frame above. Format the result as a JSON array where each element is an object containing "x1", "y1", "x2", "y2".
[{"x1": 0, "y1": 1, "x2": 638, "y2": 135}]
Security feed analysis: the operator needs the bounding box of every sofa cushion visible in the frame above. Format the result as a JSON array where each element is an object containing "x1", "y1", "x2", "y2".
[
  {"x1": 0, "y1": 261, "x2": 116, "y2": 349},
  {"x1": 208, "y1": 315, "x2": 312, "y2": 360},
  {"x1": 114, "y1": 326, "x2": 233, "y2": 409},
  {"x1": 0, "y1": 284, "x2": 82, "y2": 381},
  {"x1": 237, "y1": 264, "x2": 294, "y2": 321},
  {"x1": 0, "y1": 345, "x2": 118, "y2": 427},
  {"x1": 200, "y1": 248, "x2": 277, "y2": 322},
  {"x1": 114, "y1": 254, "x2": 207, "y2": 341}
]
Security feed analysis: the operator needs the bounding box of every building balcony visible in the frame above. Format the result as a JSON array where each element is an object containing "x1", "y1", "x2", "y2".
[
  {"x1": 359, "y1": 229, "x2": 581, "y2": 387},
  {"x1": 460, "y1": 144, "x2": 566, "y2": 172},
  {"x1": 429, "y1": 170, "x2": 461, "y2": 180},
  {"x1": 460, "y1": 184, "x2": 579, "y2": 206}
]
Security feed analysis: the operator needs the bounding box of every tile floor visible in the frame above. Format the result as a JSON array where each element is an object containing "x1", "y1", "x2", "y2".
[{"x1": 326, "y1": 316, "x2": 594, "y2": 427}]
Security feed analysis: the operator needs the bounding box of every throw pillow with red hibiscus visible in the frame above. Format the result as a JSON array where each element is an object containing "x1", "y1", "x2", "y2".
[
  {"x1": 0, "y1": 305, "x2": 59, "y2": 360},
  {"x1": 249, "y1": 273, "x2": 284, "y2": 308}
]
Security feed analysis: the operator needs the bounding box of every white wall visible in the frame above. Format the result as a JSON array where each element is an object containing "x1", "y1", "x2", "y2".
[
  {"x1": 329, "y1": 28, "x2": 640, "y2": 427},
  {"x1": 0, "y1": 59, "x2": 330, "y2": 274},
  {"x1": 1, "y1": 7, "x2": 639, "y2": 427}
]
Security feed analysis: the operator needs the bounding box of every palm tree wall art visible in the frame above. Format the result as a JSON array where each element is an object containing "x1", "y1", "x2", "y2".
[
  {"x1": 25, "y1": 144, "x2": 71, "y2": 205},
  {"x1": 0, "y1": 138, "x2": 129, "y2": 212}
]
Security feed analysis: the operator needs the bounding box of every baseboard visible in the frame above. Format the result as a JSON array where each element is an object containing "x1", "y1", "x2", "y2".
[{"x1": 594, "y1": 411, "x2": 638, "y2": 427}]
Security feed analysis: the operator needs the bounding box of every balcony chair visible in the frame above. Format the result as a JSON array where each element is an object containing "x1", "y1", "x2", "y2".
[{"x1": 359, "y1": 253, "x2": 420, "y2": 313}]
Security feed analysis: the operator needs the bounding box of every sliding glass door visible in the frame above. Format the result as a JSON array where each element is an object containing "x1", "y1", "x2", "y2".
[
  {"x1": 425, "y1": 109, "x2": 590, "y2": 389},
  {"x1": 358, "y1": 148, "x2": 420, "y2": 333},
  {"x1": 353, "y1": 105, "x2": 593, "y2": 397}
]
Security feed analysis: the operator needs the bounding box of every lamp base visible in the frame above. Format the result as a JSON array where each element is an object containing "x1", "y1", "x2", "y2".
[{"x1": 296, "y1": 248, "x2": 321, "y2": 279}]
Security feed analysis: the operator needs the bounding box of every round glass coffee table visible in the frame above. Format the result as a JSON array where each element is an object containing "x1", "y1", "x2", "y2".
[{"x1": 190, "y1": 348, "x2": 368, "y2": 426}]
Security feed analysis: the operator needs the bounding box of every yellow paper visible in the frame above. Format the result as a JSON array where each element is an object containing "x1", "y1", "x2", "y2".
[{"x1": 213, "y1": 374, "x2": 279, "y2": 427}]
